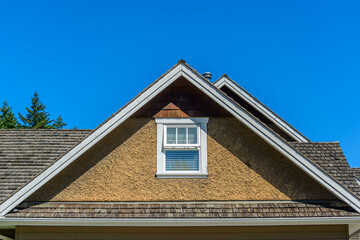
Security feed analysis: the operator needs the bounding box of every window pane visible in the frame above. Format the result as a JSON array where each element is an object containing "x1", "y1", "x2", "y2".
[
  {"x1": 177, "y1": 128, "x2": 186, "y2": 144},
  {"x1": 165, "y1": 150, "x2": 199, "y2": 171},
  {"x1": 188, "y1": 128, "x2": 197, "y2": 144},
  {"x1": 167, "y1": 127, "x2": 176, "y2": 144}
]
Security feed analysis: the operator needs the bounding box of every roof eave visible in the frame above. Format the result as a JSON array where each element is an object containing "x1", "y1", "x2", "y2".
[{"x1": 1, "y1": 216, "x2": 360, "y2": 227}]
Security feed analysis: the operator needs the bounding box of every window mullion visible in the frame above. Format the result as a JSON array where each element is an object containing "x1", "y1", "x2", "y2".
[{"x1": 175, "y1": 127, "x2": 178, "y2": 145}]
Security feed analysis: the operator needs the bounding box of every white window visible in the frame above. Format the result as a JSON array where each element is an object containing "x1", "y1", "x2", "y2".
[{"x1": 155, "y1": 118, "x2": 209, "y2": 178}]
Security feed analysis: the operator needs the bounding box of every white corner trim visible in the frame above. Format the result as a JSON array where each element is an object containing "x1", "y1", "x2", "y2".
[
  {"x1": 0, "y1": 234, "x2": 14, "y2": 240},
  {"x1": 349, "y1": 223, "x2": 360, "y2": 236},
  {"x1": 1, "y1": 217, "x2": 360, "y2": 227},
  {"x1": 1, "y1": 63, "x2": 360, "y2": 217},
  {"x1": 356, "y1": 177, "x2": 360, "y2": 187},
  {"x1": 214, "y1": 77, "x2": 309, "y2": 143}
]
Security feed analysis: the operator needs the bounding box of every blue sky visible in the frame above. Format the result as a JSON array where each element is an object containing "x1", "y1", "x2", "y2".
[{"x1": 0, "y1": 1, "x2": 359, "y2": 166}]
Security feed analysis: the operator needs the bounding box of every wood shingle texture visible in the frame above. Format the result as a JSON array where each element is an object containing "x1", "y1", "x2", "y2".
[
  {"x1": 352, "y1": 168, "x2": 360, "y2": 179},
  {"x1": 290, "y1": 142, "x2": 360, "y2": 198},
  {"x1": 0, "y1": 129, "x2": 91, "y2": 204},
  {"x1": 6, "y1": 201, "x2": 359, "y2": 219}
]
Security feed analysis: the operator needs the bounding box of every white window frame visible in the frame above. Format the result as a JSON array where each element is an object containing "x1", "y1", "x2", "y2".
[
  {"x1": 155, "y1": 118, "x2": 209, "y2": 178},
  {"x1": 164, "y1": 125, "x2": 200, "y2": 147}
]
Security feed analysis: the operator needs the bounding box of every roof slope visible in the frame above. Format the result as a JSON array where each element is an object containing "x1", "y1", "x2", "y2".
[
  {"x1": 6, "y1": 201, "x2": 358, "y2": 219},
  {"x1": 290, "y1": 142, "x2": 360, "y2": 198},
  {"x1": 352, "y1": 168, "x2": 360, "y2": 179},
  {"x1": 0, "y1": 130, "x2": 91, "y2": 203}
]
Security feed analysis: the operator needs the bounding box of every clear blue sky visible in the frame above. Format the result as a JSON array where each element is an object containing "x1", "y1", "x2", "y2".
[{"x1": 0, "y1": 1, "x2": 359, "y2": 166}]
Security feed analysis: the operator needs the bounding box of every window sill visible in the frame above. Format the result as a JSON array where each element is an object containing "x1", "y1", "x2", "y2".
[{"x1": 156, "y1": 172, "x2": 208, "y2": 178}]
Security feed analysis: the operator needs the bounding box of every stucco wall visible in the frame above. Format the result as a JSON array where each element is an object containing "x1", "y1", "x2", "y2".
[{"x1": 28, "y1": 117, "x2": 335, "y2": 201}]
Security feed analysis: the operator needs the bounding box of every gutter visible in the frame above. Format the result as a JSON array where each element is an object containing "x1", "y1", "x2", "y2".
[{"x1": 1, "y1": 217, "x2": 360, "y2": 227}]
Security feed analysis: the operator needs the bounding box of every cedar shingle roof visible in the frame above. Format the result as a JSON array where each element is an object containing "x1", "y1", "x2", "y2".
[
  {"x1": 6, "y1": 201, "x2": 358, "y2": 219},
  {"x1": 290, "y1": 142, "x2": 360, "y2": 198},
  {"x1": 0, "y1": 129, "x2": 91, "y2": 204},
  {"x1": 352, "y1": 168, "x2": 360, "y2": 179}
]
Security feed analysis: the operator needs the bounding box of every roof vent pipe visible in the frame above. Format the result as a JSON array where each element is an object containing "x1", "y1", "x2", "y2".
[{"x1": 203, "y1": 72, "x2": 212, "y2": 80}]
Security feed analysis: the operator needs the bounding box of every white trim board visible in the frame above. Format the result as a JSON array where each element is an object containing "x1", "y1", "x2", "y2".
[
  {"x1": 1, "y1": 217, "x2": 360, "y2": 227},
  {"x1": 214, "y1": 76, "x2": 309, "y2": 142},
  {"x1": 356, "y1": 177, "x2": 360, "y2": 187},
  {"x1": 1, "y1": 62, "x2": 360, "y2": 216}
]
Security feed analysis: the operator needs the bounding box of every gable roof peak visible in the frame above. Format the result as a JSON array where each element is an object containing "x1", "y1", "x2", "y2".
[
  {"x1": 177, "y1": 59, "x2": 186, "y2": 64},
  {"x1": 215, "y1": 74, "x2": 235, "y2": 85}
]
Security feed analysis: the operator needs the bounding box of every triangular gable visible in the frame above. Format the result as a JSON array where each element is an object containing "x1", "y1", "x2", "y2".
[
  {"x1": 1, "y1": 60, "x2": 360, "y2": 216},
  {"x1": 23, "y1": 89, "x2": 334, "y2": 202},
  {"x1": 214, "y1": 75, "x2": 309, "y2": 142}
]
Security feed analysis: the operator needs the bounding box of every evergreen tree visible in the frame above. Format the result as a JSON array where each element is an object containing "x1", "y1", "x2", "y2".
[
  {"x1": 53, "y1": 115, "x2": 67, "y2": 129},
  {"x1": 19, "y1": 91, "x2": 53, "y2": 129},
  {"x1": 0, "y1": 101, "x2": 19, "y2": 129}
]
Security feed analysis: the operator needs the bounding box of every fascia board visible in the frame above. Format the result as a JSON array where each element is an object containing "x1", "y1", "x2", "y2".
[
  {"x1": 214, "y1": 77, "x2": 309, "y2": 142},
  {"x1": 1, "y1": 217, "x2": 360, "y2": 227}
]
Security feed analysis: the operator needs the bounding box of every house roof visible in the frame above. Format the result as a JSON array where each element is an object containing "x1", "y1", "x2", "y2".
[
  {"x1": 5, "y1": 201, "x2": 359, "y2": 219},
  {"x1": 290, "y1": 142, "x2": 360, "y2": 199},
  {"x1": 352, "y1": 168, "x2": 360, "y2": 179},
  {"x1": 0, "y1": 129, "x2": 91, "y2": 204},
  {"x1": 0, "y1": 60, "x2": 360, "y2": 219}
]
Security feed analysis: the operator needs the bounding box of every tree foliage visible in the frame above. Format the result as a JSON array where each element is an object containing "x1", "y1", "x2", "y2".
[
  {"x1": 0, "y1": 101, "x2": 19, "y2": 129},
  {"x1": 53, "y1": 115, "x2": 67, "y2": 129},
  {"x1": 1, "y1": 91, "x2": 68, "y2": 129},
  {"x1": 18, "y1": 91, "x2": 54, "y2": 129}
]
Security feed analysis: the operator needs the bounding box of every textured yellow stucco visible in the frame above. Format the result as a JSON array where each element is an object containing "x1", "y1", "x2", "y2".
[{"x1": 28, "y1": 118, "x2": 335, "y2": 201}]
